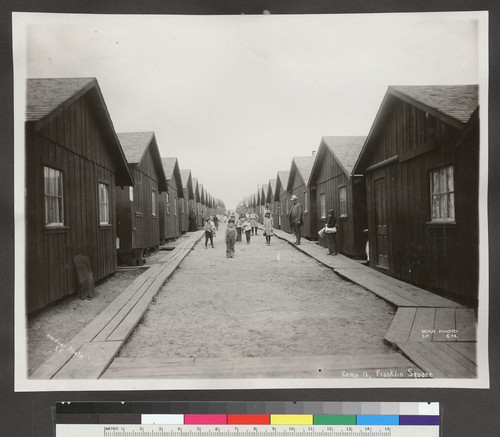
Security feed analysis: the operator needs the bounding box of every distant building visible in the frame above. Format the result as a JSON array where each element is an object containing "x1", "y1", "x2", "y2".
[
  {"x1": 287, "y1": 156, "x2": 316, "y2": 239},
  {"x1": 275, "y1": 171, "x2": 290, "y2": 231},
  {"x1": 160, "y1": 157, "x2": 183, "y2": 242},
  {"x1": 179, "y1": 169, "x2": 193, "y2": 233}
]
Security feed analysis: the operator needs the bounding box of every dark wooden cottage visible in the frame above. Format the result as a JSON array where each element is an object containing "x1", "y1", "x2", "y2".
[
  {"x1": 159, "y1": 157, "x2": 183, "y2": 242},
  {"x1": 179, "y1": 169, "x2": 193, "y2": 233},
  {"x1": 267, "y1": 179, "x2": 277, "y2": 221},
  {"x1": 274, "y1": 171, "x2": 290, "y2": 230},
  {"x1": 309, "y1": 136, "x2": 367, "y2": 257},
  {"x1": 25, "y1": 77, "x2": 133, "y2": 313},
  {"x1": 353, "y1": 85, "x2": 479, "y2": 306},
  {"x1": 191, "y1": 177, "x2": 200, "y2": 227},
  {"x1": 286, "y1": 156, "x2": 316, "y2": 239},
  {"x1": 115, "y1": 132, "x2": 168, "y2": 265}
]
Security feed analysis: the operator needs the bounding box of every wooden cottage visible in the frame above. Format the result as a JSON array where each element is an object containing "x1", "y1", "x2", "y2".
[
  {"x1": 191, "y1": 177, "x2": 200, "y2": 227},
  {"x1": 198, "y1": 183, "x2": 206, "y2": 223},
  {"x1": 267, "y1": 179, "x2": 277, "y2": 221},
  {"x1": 115, "y1": 132, "x2": 168, "y2": 265},
  {"x1": 353, "y1": 85, "x2": 479, "y2": 306},
  {"x1": 274, "y1": 171, "x2": 290, "y2": 230},
  {"x1": 159, "y1": 157, "x2": 183, "y2": 242},
  {"x1": 261, "y1": 184, "x2": 269, "y2": 219},
  {"x1": 286, "y1": 156, "x2": 316, "y2": 239},
  {"x1": 309, "y1": 136, "x2": 367, "y2": 257},
  {"x1": 25, "y1": 78, "x2": 133, "y2": 313},
  {"x1": 179, "y1": 169, "x2": 193, "y2": 233}
]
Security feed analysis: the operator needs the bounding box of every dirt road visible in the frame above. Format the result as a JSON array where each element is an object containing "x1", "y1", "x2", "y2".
[{"x1": 118, "y1": 224, "x2": 396, "y2": 361}]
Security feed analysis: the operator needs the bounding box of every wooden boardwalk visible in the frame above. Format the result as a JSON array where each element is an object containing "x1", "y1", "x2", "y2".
[
  {"x1": 273, "y1": 229, "x2": 477, "y2": 379},
  {"x1": 30, "y1": 231, "x2": 204, "y2": 380},
  {"x1": 102, "y1": 352, "x2": 420, "y2": 379}
]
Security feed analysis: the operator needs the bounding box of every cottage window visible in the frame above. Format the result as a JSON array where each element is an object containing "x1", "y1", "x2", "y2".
[
  {"x1": 174, "y1": 197, "x2": 178, "y2": 216},
  {"x1": 44, "y1": 166, "x2": 64, "y2": 225},
  {"x1": 430, "y1": 165, "x2": 455, "y2": 222},
  {"x1": 320, "y1": 193, "x2": 326, "y2": 219},
  {"x1": 152, "y1": 190, "x2": 157, "y2": 217},
  {"x1": 129, "y1": 186, "x2": 133, "y2": 202},
  {"x1": 98, "y1": 182, "x2": 110, "y2": 225},
  {"x1": 166, "y1": 192, "x2": 170, "y2": 214},
  {"x1": 304, "y1": 191, "x2": 309, "y2": 213},
  {"x1": 339, "y1": 186, "x2": 347, "y2": 217}
]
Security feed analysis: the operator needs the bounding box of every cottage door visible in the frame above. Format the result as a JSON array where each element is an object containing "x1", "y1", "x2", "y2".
[{"x1": 374, "y1": 177, "x2": 389, "y2": 269}]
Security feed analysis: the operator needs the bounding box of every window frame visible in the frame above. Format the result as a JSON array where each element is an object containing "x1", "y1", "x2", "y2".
[
  {"x1": 98, "y1": 181, "x2": 110, "y2": 225},
  {"x1": 151, "y1": 189, "x2": 157, "y2": 217},
  {"x1": 429, "y1": 165, "x2": 455, "y2": 223},
  {"x1": 43, "y1": 166, "x2": 64, "y2": 227},
  {"x1": 339, "y1": 185, "x2": 348, "y2": 218},
  {"x1": 320, "y1": 193, "x2": 326, "y2": 219}
]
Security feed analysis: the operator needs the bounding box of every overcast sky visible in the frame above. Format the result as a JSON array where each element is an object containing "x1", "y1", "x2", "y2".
[{"x1": 16, "y1": 12, "x2": 484, "y2": 210}]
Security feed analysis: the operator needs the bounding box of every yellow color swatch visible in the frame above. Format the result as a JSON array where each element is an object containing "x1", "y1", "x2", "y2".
[{"x1": 270, "y1": 415, "x2": 314, "y2": 425}]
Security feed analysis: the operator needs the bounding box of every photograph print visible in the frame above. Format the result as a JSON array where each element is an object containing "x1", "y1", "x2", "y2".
[{"x1": 13, "y1": 10, "x2": 489, "y2": 391}]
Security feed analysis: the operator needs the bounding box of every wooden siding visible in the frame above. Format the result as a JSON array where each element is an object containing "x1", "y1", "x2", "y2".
[
  {"x1": 289, "y1": 175, "x2": 315, "y2": 239},
  {"x1": 116, "y1": 147, "x2": 160, "y2": 263},
  {"x1": 159, "y1": 181, "x2": 180, "y2": 241},
  {"x1": 26, "y1": 94, "x2": 119, "y2": 313},
  {"x1": 363, "y1": 101, "x2": 479, "y2": 305},
  {"x1": 311, "y1": 148, "x2": 367, "y2": 257}
]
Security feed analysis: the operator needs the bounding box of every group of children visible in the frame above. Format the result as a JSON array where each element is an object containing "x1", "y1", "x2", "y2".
[{"x1": 223, "y1": 210, "x2": 274, "y2": 258}]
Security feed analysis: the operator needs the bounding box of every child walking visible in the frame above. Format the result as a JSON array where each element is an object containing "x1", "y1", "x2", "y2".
[
  {"x1": 243, "y1": 217, "x2": 252, "y2": 244},
  {"x1": 225, "y1": 219, "x2": 237, "y2": 258},
  {"x1": 204, "y1": 216, "x2": 215, "y2": 249},
  {"x1": 262, "y1": 210, "x2": 274, "y2": 245}
]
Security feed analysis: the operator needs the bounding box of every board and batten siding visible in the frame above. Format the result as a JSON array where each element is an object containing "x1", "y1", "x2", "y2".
[
  {"x1": 26, "y1": 94, "x2": 119, "y2": 313},
  {"x1": 159, "y1": 181, "x2": 180, "y2": 241},
  {"x1": 363, "y1": 99, "x2": 478, "y2": 305},
  {"x1": 313, "y1": 150, "x2": 366, "y2": 257}
]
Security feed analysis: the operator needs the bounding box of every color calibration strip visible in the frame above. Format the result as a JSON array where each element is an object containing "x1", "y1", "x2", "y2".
[{"x1": 55, "y1": 402, "x2": 439, "y2": 426}]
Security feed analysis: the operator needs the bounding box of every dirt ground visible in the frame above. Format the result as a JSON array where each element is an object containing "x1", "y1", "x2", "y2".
[
  {"x1": 26, "y1": 250, "x2": 165, "y2": 375},
  {"x1": 118, "y1": 224, "x2": 396, "y2": 361}
]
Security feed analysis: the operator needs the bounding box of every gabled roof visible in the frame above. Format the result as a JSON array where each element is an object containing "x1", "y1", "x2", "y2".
[
  {"x1": 198, "y1": 183, "x2": 205, "y2": 204},
  {"x1": 26, "y1": 78, "x2": 133, "y2": 186},
  {"x1": 162, "y1": 157, "x2": 184, "y2": 197},
  {"x1": 118, "y1": 132, "x2": 168, "y2": 192},
  {"x1": 261, "y1": 184, "x2": 268, "y2": 205},
  {"x1": 287, "y1": 156, "x2": 315, "y2": 191},
  {"x1": 192, "y1": 177, "x2": 200, "y2": 202},
  {"x1": 389, "y1": 85, "x2": 478, "y2": 126},
  {"x1": 180, "y1": 169, "x2": 194, "y2": 199},
  {"x1": 353, "y1": 85, "x2": 479, "y2": 174},
  {"x1": 275, "y1": 171, "x2": 290, "y2": 201},
  {"x1": 310, "y1": 136, "x2": 366, "y2": 182},
  {"x1": 267, "y1": 179, "x2": 277, "y2": 203}
]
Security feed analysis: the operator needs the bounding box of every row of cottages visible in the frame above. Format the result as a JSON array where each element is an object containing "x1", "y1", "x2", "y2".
[
  {"x1": 25, "y1": 77, "x2": 220, "y2": 313},
  {"x1": 249, "y1": 85, "x2": 479, "y2": 306}
]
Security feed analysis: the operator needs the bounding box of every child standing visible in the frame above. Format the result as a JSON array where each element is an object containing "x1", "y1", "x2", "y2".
[
  {"x1": 204, "y1": 216, "x2": 215, "y2": 249},
  {"x1": 243, "y1": 217, "x2": 252, "y2": 244},
  {"x1": 262, "y1": 210, "x2": 274, "y2": 245},
  {"x1": 225, "y1": 219, "x2": 237, "y2": 258}
]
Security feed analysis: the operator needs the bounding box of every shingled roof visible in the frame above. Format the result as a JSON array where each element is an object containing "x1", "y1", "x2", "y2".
[
  {"x1": 287, "y1": 156, "x2": 315, "y2": 191},
  {"x1": 118, "y1": 132, "x2": 167, "y2": 191},
  {"x1": 117, "y1": 132, "x2": 155, "y2": 164},
  {"x1": 389, "y1": 85, "x2": 478, "y2": 127},
  {"x1": 321, "y1": 136, "x2": 367, "y2": 176},
  {"x1": 26, "y1": 78, "x2": 96, "y2": 123},
  {"x1": 162, "y1": 157, "x2": 184, "y2": 197},
  {"x1": 26, "y1": 78, "x2": 133, "y2": 187}
]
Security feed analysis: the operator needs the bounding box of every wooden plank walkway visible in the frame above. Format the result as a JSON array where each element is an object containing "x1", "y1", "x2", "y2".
[
  {"x1": 273, "y1": 229, "x2": 477, "y2": 379},
  {"x1": 102, "y1": 352, "x2": 421, "y2": 379},
  {"x1": 30, "y1": 231, "x2": 204, "y2": 380}
]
